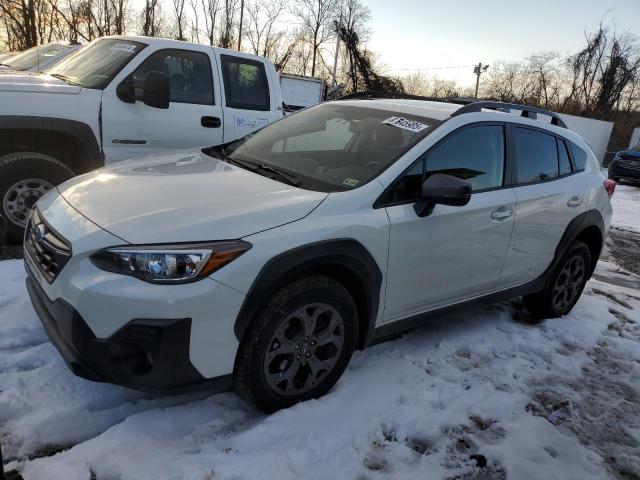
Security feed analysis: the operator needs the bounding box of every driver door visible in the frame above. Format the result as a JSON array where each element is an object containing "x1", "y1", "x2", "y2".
[
  {"x1": 101, "y1": 47, "x2": 224, "y2": 163},
  {"x1": 382, "y1": 123, "x2": 516, "y2": 321}
]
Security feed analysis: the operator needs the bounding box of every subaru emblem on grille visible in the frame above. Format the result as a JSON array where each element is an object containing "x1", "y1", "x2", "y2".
[{"x1": 35, "y1": 223, "x2": 46, "y2": 242}]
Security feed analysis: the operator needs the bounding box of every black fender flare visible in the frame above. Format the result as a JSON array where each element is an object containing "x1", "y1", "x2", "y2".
[
  {"x1": 233, "y1": 238, "x2": 383, "y2": 348},
  {"x1": 547, "y1": 208, "x2": 605, "y2": 281},
  {"x1": 0, "y1": 115, "x2": 102, "y2": 172}
]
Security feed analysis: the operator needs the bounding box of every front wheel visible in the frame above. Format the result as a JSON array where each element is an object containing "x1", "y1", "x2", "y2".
[
  {"x1": 524, "y1": 241, "x2": 591, "y2": 319},
  {"x1": 233, "y1": 276, "x2": 358, "y2": 412},
  {"x1": 0, "y1": 152, "x2": 74, "y2": 243}
]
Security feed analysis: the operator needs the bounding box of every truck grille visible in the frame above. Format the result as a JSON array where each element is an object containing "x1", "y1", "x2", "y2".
[
  {"x1": 24, "y1": 209, "x2": 72, "y2": 283},
  {"x1": 619, "y1": 159, "x2": 640, "y2": 170}
]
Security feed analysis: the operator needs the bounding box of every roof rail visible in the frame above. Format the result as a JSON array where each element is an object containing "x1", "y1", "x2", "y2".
[
  {"x1": 337, "y1": 91, "x2": 445, "y2": 102},
  {"x1": 451, "y1": 101, "x2": 567, "y2": 128}
]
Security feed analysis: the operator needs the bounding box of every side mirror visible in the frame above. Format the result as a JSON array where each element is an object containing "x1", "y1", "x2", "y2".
[
  {"x1": 143, "y1": 71, "x2": 170, "y2": 109},
  {"x1": 116, "y1": 75, "x2": 135, "y2": 103},
  {"x1": 414, "y1": 173, "x2": 472, "y2": 217}
]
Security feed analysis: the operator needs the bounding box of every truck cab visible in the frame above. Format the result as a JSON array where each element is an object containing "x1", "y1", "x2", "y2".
[{"x1": 0, "y1": 36, "x2": 284, "y2": 241}]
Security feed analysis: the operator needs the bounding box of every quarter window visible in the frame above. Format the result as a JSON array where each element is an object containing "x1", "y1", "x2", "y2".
[
  {"x1": 558, "y1": 139, "x2": 572, "y2": 175},
  {"x1": 386, "y1": 125, "x2": 505, "y2": 204},
  {"x1": 134, "y1": 49, "x2": 214, "y2": 105},
  {"x1": 221, "y1": 55, "x2": 270, "y2": 111},
  {"x1": 569, "y1": 142, "x2": 588, "y2": 171},
  {"x1": 513, "y1": 127, "x2": 558, "y2": 184}
]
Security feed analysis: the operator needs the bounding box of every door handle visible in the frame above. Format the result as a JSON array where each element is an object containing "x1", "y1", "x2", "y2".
[
  {"x1": 201, "y1": 116, "x2": 221, "y2": 128},
  {"x1": 491, "y1": 208, "x2": 513, "y2": 221},
  {"x1": 567, "y1": 196, "x2": 584, "y2": 208}
]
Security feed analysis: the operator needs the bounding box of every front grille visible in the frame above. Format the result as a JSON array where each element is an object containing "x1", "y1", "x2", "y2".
[
  {"x1": 619, "y1": 159, "x2": 640, "y2": 170},
  {"x1": 24, "y1": 209, "x2": 72, "y2": 283}
]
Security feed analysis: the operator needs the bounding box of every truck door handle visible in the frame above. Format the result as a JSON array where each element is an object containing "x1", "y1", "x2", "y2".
[
  {"x1": 567, "y1": 196, "x2": 584, "y2": 208},
  {"x1": 491, "y1": 208, "x2": 513, "y2": 221},
  {"x1": 201, "y1": 116, "x2": 221, "y2": 128}
]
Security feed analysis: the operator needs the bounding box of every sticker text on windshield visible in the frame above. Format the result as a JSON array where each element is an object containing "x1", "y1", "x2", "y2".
[{"x1": 382, "y1": 117, "x2": 429, "y2": 133}]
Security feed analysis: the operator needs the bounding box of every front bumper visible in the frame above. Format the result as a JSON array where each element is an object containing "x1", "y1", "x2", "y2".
[
  {"x1": 26, "y1": 270, "x2": 232, "y2": 394},
  {"x1": 609, "y1": 160, "x2": 640, "y2": 180}
]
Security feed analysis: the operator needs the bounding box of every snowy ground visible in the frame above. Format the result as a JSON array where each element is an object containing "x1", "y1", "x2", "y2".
[{"x1": 0, "y1": 185, "x2": 639, "y2": 480}]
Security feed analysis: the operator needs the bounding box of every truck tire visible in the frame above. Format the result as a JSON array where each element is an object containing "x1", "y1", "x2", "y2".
[
  {"x1": 234, "y1": 276, "x2": 358, "y2": 412},
  {"x1": 0, "y1": 152, "x2": 75, "y2": 244}
]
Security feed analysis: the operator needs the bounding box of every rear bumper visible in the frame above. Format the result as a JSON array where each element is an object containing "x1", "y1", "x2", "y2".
[{"x1": 26, "y1": 271, "x2": 232, "y2": 394}]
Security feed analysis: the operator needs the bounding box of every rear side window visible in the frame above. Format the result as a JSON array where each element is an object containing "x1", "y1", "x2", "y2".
[
  {"x1": 134, "y1": 49, "x2": 214, "y2": 105},
  {"x1": 221, "y1": 55, "x2": 270, "y2": 111},
  {"x1": 569, "y1": 142, "x2": 588, "y2": 171},
  {"x1": 513, "y1": 127, "x2": 558, "y2": 184},
  {"x1": 558, "y1": 139, "x2": 572, "y2": 175}
]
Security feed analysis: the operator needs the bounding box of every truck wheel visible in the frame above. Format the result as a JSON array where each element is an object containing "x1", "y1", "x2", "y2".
[
  {"x1": 0, "y1": 152, "x2": 74, "y2": 243},
  {"x1": 523, "y1": 241, "x2": 591, "y2": 319},
  {"x1": 234, "y1": 276, "x2": 358, "y2": 412}
]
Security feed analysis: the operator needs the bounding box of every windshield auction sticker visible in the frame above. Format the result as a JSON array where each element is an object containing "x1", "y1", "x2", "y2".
[
  {"x1": 382, "y1": 117, "x2": 429, "y2": 132},
  {"x1": 111, "y1": 43, "x2": 137, "y2": 53}
]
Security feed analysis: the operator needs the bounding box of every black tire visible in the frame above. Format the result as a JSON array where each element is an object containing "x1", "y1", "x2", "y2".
[
  {"x1": 0, "y1": 152, "x2": 74, "y2": 243},
  {"x1": 523, "y1": 241, "x2": 591, "y2": 319},
  {"x1": 233, "y1": 275, "x2": 358, "y2": 412}
]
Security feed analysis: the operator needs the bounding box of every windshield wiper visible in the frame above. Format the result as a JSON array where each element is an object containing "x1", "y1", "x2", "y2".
[
  {"x1": 224, "y1": 156, "x2": 301, "y2": 187},
  {"x1": 49, "y1": 73, "x2": 85, "y2": 87}
]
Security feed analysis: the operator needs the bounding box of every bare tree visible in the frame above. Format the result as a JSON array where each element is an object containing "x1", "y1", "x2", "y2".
[
  {"x1": 218, "y1": 0, "x2": 239, "y2": 48},
  {"x1": 245, "y1": 0, "x2": 286, "y2": 57},
  {"x1": 141, "y1": 0, "x2": 162, "y2": 36},
  {"x1": 172, "y1": 0, "x2": 186, "y2": 39},
  {"x1": 293, "y1": 0, "x2": 337, "y2": 77}
]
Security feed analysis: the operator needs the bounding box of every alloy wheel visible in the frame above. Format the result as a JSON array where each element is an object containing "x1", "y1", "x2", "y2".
[
  {"x1": 263, "y1": 303, "x2": 345, "y2": 396},
  {"x1": 552, "y1": 254, "x2": 586, "y2": 311}
]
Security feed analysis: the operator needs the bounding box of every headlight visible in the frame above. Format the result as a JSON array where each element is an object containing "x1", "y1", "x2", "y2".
[{"x1": 91, "y1": 241, "x2": 251, "y2": 284}]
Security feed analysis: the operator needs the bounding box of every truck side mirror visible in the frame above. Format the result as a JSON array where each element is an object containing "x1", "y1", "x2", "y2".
[
  {"x1": 143, "y1": 71, "x2": 170, "y2": 109},
  {"x1": 116, "y1": 75, "x2": 135, "y2": 104}
]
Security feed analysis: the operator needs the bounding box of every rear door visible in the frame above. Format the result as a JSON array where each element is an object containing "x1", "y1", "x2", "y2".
[
  {"x1": 215, "y1": 52, "x2": 281, "y2": 141},
  {"x1": 102, "y1": 46, "x2": 224, "y2": 163},
  {"x1": 500, "y1": 126, "x2": 587, "y2": 286},
  {"x1": 383, "y1": 123, "x2": 517, "y2": 320}
]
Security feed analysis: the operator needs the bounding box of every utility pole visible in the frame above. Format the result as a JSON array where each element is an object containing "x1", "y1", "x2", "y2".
[
  {"x1": 474, "y1": 62, "x2": 489, "y2": 99},
  {"x1": 331, "y1": 13, "x2": 342, "y2": 87},
  {"x1": 237, "y1": 0, "x2": 244, "y2": 51}
]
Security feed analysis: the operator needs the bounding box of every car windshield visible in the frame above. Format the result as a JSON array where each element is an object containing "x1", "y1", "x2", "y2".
[
  {"x1": 4, "y1": 44, "x2": 67, "y2": 71},
  {"x1": 216, "y1": 103, "x2": 435, "y2": 192},
  {"x1": 47, "y1": 38, "x2": 145, "y2": 89}
]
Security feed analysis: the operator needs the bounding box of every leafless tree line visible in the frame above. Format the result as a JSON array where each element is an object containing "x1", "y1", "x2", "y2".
[{"x1": 403, "y1": 25, "x2": 640, "y2": 121}]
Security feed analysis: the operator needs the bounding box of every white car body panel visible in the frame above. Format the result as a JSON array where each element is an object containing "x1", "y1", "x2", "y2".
[{"x1": 56, "y1": 151, "x2": 328, "y2": 244}]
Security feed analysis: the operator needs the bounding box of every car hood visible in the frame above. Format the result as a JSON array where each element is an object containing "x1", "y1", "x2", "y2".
[
  {"x1": 617, "y1": 150, "x2": 640, "y2": 160},
  {"x1": 0, "y1": 71, "x2": 81, "y2": 94},
  {"x1": 57, "y1": 150, "x2": 328, "y2": 244}
]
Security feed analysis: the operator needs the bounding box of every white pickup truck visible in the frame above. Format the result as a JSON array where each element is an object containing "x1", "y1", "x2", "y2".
[{"x1": 0, "y1": 36, "x2": 286, "y2": 241}]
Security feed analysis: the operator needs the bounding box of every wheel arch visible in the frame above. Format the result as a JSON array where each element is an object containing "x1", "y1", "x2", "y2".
[
  {"x1": 0, "y1": 116, "x2": 103, "y2": 174},
  {"x1": 553, "y1": 209, "x2": 605, "y2": 278},
  {"x1": 233, "y1": 238, "x2": 383, "y2": 351}
]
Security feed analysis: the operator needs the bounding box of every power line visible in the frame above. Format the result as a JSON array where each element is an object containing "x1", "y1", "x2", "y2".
[{"x1": 389, "y1": 65, "x2": 476, "y2": 71}]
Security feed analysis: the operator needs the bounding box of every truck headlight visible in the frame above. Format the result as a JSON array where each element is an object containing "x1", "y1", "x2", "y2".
[{"x1": 91, "y1": 241, "x2": 251, "y2": 284}]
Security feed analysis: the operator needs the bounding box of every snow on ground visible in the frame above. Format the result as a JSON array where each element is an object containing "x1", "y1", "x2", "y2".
[
  {"x1": 611, "y1": 182, "x2": 640, "y2": 232},
  {"x1": 1, "y1": 186, "x2": 639, "y2": 480}
]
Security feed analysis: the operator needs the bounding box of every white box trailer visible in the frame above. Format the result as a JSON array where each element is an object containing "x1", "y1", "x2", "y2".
[
  {"x1": 280, "y1": 73, "x2": 324, "y2": 111},
  {"x1": 557, "y1": 113, "x2": 614, "y2": 165}
]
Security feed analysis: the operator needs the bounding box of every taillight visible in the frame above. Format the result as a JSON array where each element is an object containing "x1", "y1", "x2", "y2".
[{"x1": 604, "y1": 179, "x2": 616, "y2": 198}]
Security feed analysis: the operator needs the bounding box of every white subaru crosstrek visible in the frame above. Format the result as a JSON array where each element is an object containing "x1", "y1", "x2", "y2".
[{"x1": 24, "y1": 98, "x2": 614, "y2": 412}]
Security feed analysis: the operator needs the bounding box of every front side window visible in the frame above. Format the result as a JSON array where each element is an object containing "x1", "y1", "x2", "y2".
[
  {"x1": 385, "y1": 125, "x2": 505, "y2": 204},
  {"x1": 217, "y1": 103, "x2": 435, "y2": 192},
  {"x1": 48, "y1": 38, "x2": 145, "y2": 89},
  {"x1": 134, "y1": 49, "x2": 214, "y2": 105},
  {"x1": 514, "y1": 127, "x2": 558, "y2": 184},
  {"x1": 220, "y1": 55, "x2": 270, "y2": 111}
]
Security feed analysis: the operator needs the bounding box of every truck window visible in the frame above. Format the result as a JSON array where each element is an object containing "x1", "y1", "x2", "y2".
[
  {"x1": 134, "y1": 49, "x2": 214, "y2": 105},
  {"x1": 220, "y1": 55, "x2": 270, "y2": 111}
]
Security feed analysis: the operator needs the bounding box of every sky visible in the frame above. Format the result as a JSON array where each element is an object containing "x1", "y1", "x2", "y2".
[{"x1": 364, "y1": 0, "x2": 640, "y2": 87}]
